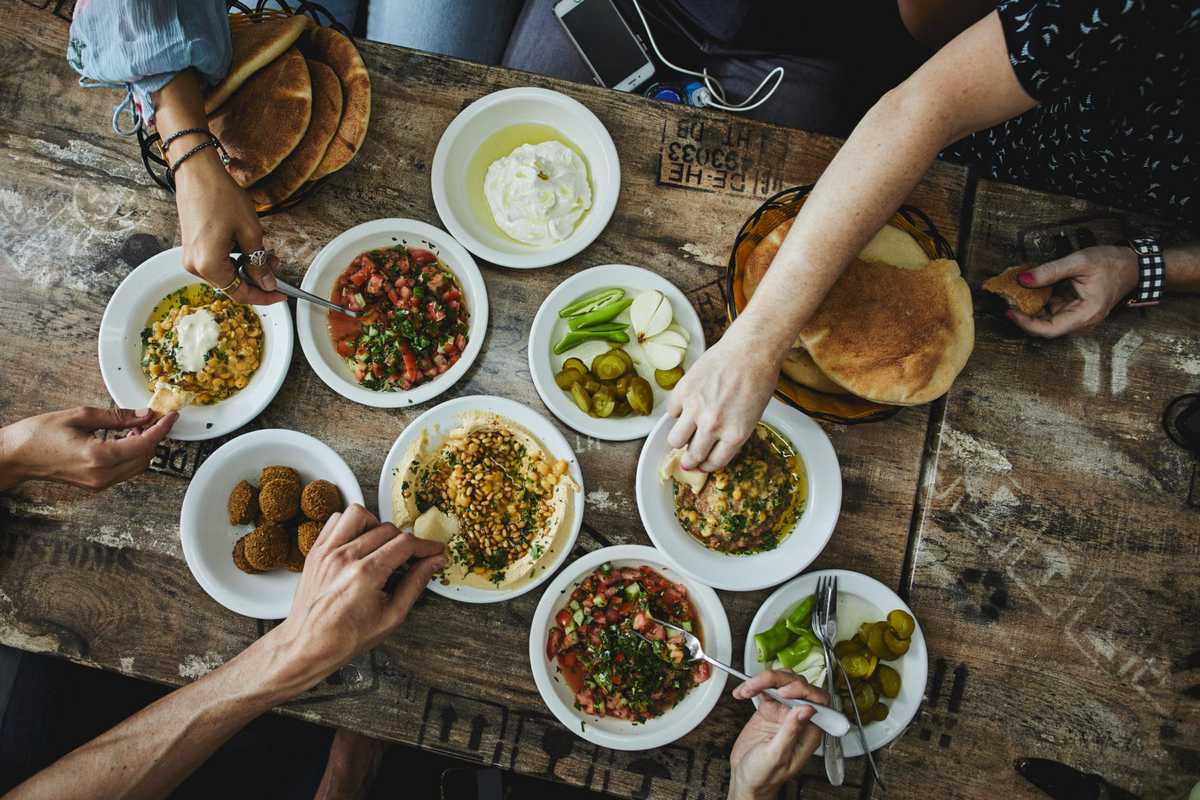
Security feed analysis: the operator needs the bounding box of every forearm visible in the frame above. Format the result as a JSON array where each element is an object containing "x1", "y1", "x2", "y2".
[
  {"x1": 7, "y1": 629, "x2": 308, "y2": 800},
  {"x1": 1165, "y1": 242, "x2": 1200, "y2": 293}
]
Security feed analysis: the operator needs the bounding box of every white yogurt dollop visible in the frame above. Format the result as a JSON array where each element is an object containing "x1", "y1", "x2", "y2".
[
  {"x1": 173, "y1": 308, "x2": 220, "y2": 373},
  {"x1": 484, "y1": 141, "x2": 591, "y2": 247}
]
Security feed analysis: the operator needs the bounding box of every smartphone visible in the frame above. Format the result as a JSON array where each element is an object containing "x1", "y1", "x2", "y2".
[{"x1": 555, "y1": 0, "x2": 656, "y2": 91}]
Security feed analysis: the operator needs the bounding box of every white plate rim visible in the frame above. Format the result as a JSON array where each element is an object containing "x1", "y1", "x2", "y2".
[
  {"x1": 528, "y1": 544, "x2": 731, "y2": 751},
  {"x1": 97, "y1": 247, "x2": 294, "y2": 441},
  {"x1": 376, "y1": 394, "x2": 584, "y2": 603},
  {"x1": 635, "y1": 397, "x2": 842, "y2": 591},
  {"x1": 430, "y1": 86, "x2": 621, "y2": 269},
  {"x1": 296, "y1": 218, "x2": 489, "y2": 409},
  {"x1": 528, "y1": 265, "x2": 705, "y2": 442},
  {"x1": 742, "y1": 568, "x2": 929, "y2": 756},
  {"x1": 179, "y1": 428, "x2": 365, "y2": 619}
]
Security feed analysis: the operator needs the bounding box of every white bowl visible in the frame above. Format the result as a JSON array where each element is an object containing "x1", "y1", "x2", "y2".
[
  {"x1": 528, "y1": 265, "x2": 705, "y2": 442},
  {"x1": 636, "y1": 398, "x2": 842, "y2": 591},
  {"x1": 431, "y1": 87, "x2": 620, "y2": 269},
  {"x1": 179, "y1": 429, "x2": 364, "y2": 619},
  {"x1": 377, "y1": 395, "x2": 584, "y2": 603},
  {"x1": 297, "y1": 219, "x2": 489, "y2": 408},
  {"x1": 97, "y1": 247, "x2": 293, "y2": 441},
  {"x1": 744, "y1": 569, "x2": 928, "y2": 756},
  {"x1": 528, "y1": 545, "x2": 730, "y2": 751}
]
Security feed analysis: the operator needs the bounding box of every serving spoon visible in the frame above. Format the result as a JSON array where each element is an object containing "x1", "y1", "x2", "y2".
[
  {"x1": 635, "y1": 615, "x2": 850, "y2": 737},
  {"x1": 234, "y1": 255, "x2": 359, "y2": 318}
]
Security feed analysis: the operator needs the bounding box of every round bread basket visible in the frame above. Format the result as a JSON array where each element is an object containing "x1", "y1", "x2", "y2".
[
  {"x1": 136, "y1": 1, "x2": 352, "y2": 217},
  {"x1": 724, "y1": 185, "x2": 957, "y2": 424}
]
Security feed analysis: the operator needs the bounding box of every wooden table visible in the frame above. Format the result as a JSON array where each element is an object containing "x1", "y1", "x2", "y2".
[{"x1": 0, "y1": 3, "x2": 1196, "y2": 798}]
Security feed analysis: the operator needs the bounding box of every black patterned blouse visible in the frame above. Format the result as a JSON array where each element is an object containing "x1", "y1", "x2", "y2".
[{"x1": 944, "y1": 0, "x2": 1199, "y2": 226}]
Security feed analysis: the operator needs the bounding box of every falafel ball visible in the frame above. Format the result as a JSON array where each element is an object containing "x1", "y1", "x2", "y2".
[
  {"x1": 258, "y1": 478, "x2": 300, "y2": 522},
  {"x1": 243, "y1": 523, "x2": 288, "y2": 571},
  {"x1": 284, "y1": 538, "x2": 305, "y2": 573},
  {"x1": 232, "y1": 535, "x2": 264, "y2": 574},
  {"x1": 260, "y1": 465, "x2": 300, "y2": 490},
  {"x1": 297, "y1": 520, "x2": 322, "y2": 557},
  {"x1": 227, "y1": 480, "x2": 258, "y2": 525},
  {"x1": 300, "y1": 479, "x2": 342, "y2": 521}
]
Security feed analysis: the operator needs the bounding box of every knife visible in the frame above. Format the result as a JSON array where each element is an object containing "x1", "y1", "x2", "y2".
[{"x1": 1016, "y1": 758, "x2": 1139, "y2": 800}]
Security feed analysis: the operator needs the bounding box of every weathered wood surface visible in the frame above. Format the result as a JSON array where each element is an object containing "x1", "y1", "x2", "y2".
[{"x1": 1, "y1": 2, "x2": 1194, "y2": 799}]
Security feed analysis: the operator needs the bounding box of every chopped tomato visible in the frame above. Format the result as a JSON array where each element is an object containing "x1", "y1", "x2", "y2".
[{"x1": 556, "y1": 609, "x2": 572, "y2": 628}]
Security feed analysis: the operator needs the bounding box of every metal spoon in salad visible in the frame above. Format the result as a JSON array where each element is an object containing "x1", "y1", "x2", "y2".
[{"x1": 636, "y1": 615, "x2": 850, "y2": 737}]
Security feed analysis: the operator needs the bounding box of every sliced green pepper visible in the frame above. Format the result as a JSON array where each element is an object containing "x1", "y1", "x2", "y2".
[
  {"x1": 567, "y1": 297, "x2": 633, "y2": 330},
  {"x1": 754, "y1": 618, "x2": 794, "y2": 663},
  {"x1": 553, "y1": 329, "x2": 630, "y2": 355},
  {"x1": 558, "y1": 288, "x2": 624, "y2": 319},
  {"x1": 776, "y1": 629, "x2": 820, "y2": 668},
  {"x1": 784, "y1": 595, "x2": 816, "y2": 635}
]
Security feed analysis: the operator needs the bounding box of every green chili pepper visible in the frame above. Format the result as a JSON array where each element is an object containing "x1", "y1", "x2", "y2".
[
  {"x1": 566, "y1": 321, "x2": 627, "y2": 334},
  {"x1": 558, "y1": 288, "x2": 625, "y2": 319},
  {"x1": 553, "y1": 328, "x2": 630, "y2": 355},
  {"x1": 567, "y1": 297, "x2": 633, "y2": 330},
  {"x1": 776, "y1": 630, "x2": 819, "y2": 669},
  {"x1": 784, "y1": 595, "x2": 816, "y2": 635},
  {"x1": 753, "y1": 618, "x2": 794, "y2": 663}
]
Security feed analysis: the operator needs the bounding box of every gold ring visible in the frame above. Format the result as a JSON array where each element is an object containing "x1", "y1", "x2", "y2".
[{"x1": 215, "y1": 275, "x2": 242, "y2": 295}]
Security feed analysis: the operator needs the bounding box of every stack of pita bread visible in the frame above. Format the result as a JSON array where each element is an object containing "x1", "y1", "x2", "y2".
[
  {"x1": 743, "y1": 219, "x2": 974, "y2": 407},
  {"x1": 202, "y1": 16, "x2": 371, "y2": 207}
]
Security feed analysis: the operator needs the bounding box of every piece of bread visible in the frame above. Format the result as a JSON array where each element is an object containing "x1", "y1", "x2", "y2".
[
  {"x1": 208, "y1": 47, "x2": 312, "y2": 187},
  {"x1": 204, "y1": 16, "x2": 312, "y2": 115},
  {"x1": 248, "y1": 59, "x2": 343, "y2": 206},
  {"x1": 780, "y1": 348, "x2": 844, "y2": 394},
  {"x1": 799, "y1": 258, "x2": 975, "y2": 406},
  {"x1": 302, "y1": 28, "x2": 371, "y2": 179},
  {"x1": 983, "y1": 266, "x2": 1051, "y2": 316},
  {"x1": 148, "y1": 384, "x2": 193, "y2": 416}
]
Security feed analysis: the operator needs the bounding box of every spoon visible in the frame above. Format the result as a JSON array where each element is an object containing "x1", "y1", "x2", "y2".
[
  {"x1": 235, "y1": 255, "x2": 359, "y2": 318},
  {"x1": 636, "y1": 615, "x2": 850, "y2": 737}
]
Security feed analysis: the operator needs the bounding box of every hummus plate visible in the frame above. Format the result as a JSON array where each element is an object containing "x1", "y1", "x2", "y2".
[{"x1": 378, "y1": 395, "x2": 584, "y2": 603}]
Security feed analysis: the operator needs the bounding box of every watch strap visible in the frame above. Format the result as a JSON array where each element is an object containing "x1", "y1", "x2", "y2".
[{"x1": 1125, "y1": 237, "x2": 1165, "y2": 307}]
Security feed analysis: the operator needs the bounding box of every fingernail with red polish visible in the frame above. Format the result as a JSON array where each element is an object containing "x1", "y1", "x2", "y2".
[{"x1": 1017, "y1": 272, "x2": 1035, "y2": 286}]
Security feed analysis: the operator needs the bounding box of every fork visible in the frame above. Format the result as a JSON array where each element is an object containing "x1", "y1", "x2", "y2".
[
  {"x1": 235, "y1": 255, "x2": 360, "y2": 317},
  {"x1": 635, "y1": 616, "x2": 850, "y2": 737},
  {"x1": 813, "y1": 576, "x2": 845, "y2": 786},
  {"x1": 814, "y1": 576, "x2": 885, "y2": 791}
]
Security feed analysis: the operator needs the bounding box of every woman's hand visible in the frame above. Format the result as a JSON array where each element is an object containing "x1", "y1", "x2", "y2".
[
  {"x1": 665, "y1": 321, "x2": 783, "y2": 472},
  {"x1": 270, "y1": 505, "x2": 446, "y2": 693},
  {"x1": 0, "y1": 406, "x2": 177, "y2": 492},
  {"x1": 728, "y1": 671, "x2": 829, "y2": 800},
  {"x1": 1007, "y1": 245, "x2": 1138, "y2": 338},
  {"x1": 153, "y1": 70, "x2": 284, "y2": 306}
]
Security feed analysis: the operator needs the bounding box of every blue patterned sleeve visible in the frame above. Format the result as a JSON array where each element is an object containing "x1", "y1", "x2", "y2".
[
  {"x1": 996, "y1": 0, "x2": 1186, "y2": 102},
  {"x1": 67, "y1": 0, "x2": 232, "y2": 135}
]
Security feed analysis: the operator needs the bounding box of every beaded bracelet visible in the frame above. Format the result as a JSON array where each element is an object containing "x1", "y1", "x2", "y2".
[
  {"x1": 160, "y1": 126, "x2": 211, "y2": 152},
  {"x1": 166, "y1": 137, "x2": 231, "y2": 180}
]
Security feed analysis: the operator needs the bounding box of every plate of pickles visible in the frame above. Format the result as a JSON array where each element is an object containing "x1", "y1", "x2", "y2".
[
  {"x1": 528, "y1": 265, "x2": 705, "y2": 441},
  {"x1": 743, "y1": 569, "x2": 927, "y2": 756}
]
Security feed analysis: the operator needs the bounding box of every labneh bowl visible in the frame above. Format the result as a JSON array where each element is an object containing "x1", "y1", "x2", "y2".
[
  {"x1": 528, "y1": 545, "x2": 731, "y2": 751},
  {"x1": 297, "y1": 219, "x2": 488, "y2": 409},
  {"x1": 431, "y1": 86, "x2": 620, "y2": 269},
  {"x1": 636, "y1": 398, "x2": 842, "y2": 592}
]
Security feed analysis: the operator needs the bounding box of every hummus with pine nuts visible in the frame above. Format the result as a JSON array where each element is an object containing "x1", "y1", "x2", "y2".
[{"x1": 392, "y1": 411, "x2": 579, "y2": 589}]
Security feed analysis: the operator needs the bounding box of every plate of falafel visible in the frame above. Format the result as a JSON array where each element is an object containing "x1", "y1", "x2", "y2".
[{"x1": 180, "y1": 429, "x2": 363, "y2": 619}]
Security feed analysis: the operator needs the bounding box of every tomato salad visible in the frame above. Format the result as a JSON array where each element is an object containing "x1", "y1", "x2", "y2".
[
  {"x1": 545, "y1": 563, "x2": 710, "y2": 722},
  {"x1": 328, "y1": 245, "x2": 469, "y2": 391}
]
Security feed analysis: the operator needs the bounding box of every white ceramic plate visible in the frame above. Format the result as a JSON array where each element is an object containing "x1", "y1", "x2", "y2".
[
  {"x1": 180, "y1": 429, "x2": 364, "y2": 619},
  {"x1": 528, "y1": 545, "x2": 731, "y2": 751},
  {"x1": 377, "y1": 395, "x2": 584, "y2": 603},
  {"x1": 431, "y1": 87, "x2": 620, "y2": 269},
  {"x1": 743, "y1": 569, "x2": 928, "y2": 756},
  {"x1": 297, "y1": 219, "x2": 489, "y2": 409},
  {"x1": 529, "y1": 265, "x2": 705, "y2": 441},
  {"x1": 97, "y1": 247, "x2": 293, "y2": 441},
  {"x1": 636, "y1": 397, "x2": 842, "y2": 591}
]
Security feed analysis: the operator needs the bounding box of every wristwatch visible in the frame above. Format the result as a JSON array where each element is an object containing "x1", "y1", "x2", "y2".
[{"x1": 1123, "y1": 237, "x2": 1165, "y2": 307}]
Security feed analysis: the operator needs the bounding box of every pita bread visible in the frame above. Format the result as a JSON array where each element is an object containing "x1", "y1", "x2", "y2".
[
  {"x1": 303, "y1": 28, "x2": 371, "y2": 179},
  {"x1": 799, "y1": 258, "x2": 974, "y2": 406},
  {"x1": 208, "y1": 47, "x2": 312, "y2": 187},
  {"x1": 983, "y1": 266, "x2": 1051, "y2": 316},
  {"x1": 248, "y1": 59, "x2": 343, "y2": 206},
  {"x1": 148, "y1": 384, "x2": 194, "y2": 415},
  {"x1": 204, "y1": 16, "x2": 312, "y2": 115},
  {"x1": 781, "y1": 348, "x2": 844, "y2": 394}
]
